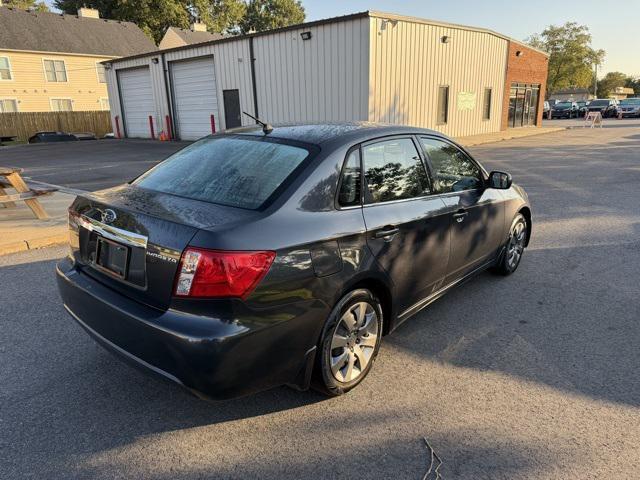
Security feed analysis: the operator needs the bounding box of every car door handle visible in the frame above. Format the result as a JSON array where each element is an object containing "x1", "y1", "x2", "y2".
[
  {"x1": 373, "y1": 226, "x2": 399, "y2": 239},
  {"x1": 453, "y1": 210, "x2": 469, "y2": 223}
]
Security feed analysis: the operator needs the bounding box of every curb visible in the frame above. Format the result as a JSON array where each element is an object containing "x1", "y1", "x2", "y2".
[
  {"x1": 458, "y1": 127, "x2": 567, "y2": 147},
  {"x1": 0, "y1": 232, "x2": 68, "y2": 257}
]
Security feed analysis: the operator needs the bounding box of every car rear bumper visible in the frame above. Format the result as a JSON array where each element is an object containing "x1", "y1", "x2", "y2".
[
  {"x1": 56, "y1": 257, "x2": 322, "y2": 400},
  {"x1": 620, "y1": 111, "x2": 640, "y2": 117}
]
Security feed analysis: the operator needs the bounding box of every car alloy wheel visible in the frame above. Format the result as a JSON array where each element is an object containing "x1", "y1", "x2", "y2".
[
  {"x1": 493, "y1": 213, "x2": 527, "y2": 275},
  {"x1": 506, "y1": 219, "x2": 527, "y2": 270},
  {"x1": 314, "y1": 289, "x2": 383, "y2": 396},
  {"x1": 330, "y1": 301, "x2": 379, "y2": 383}
]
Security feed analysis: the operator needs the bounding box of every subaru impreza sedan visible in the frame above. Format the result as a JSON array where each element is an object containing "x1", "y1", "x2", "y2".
[{"x1": 56, "y1": 123, "x2": 531, "y2": 399}]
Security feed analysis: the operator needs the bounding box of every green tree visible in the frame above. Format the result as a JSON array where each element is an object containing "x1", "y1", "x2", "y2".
[
  {"x1": 204, "y1": 0, "x2": 247, "y2": 34},
  {"x1": 240, "y1": 0, "x2": 305, "y2": 34},
  {"x1": 3, "y1": 0, "x2": 49, "y2": 11},
  {"x1": 597, "y1": 71, "x2": 629, "y2": 98},
  {"x1": 527, "y1": 22, "x2": 605, "y2": 97},
  {"x1": 626, "y1": 76, "x2": 640, "y2": 95}
]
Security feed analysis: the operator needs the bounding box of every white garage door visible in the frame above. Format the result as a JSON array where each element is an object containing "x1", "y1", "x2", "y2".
[
  {"x1": 118, "y1": 67, "x2": 155, "y2": 138},
  {"x1": 171, "y1": 57, "x2": 219, "y2": 141}
]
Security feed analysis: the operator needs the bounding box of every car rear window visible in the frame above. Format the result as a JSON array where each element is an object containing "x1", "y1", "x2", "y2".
[
  {"x1": 134, "y1": 136, "x2": 311, "y2": 210},
  {"x1": 590, "y1": 100, "x2": 609, "y2": 106}
]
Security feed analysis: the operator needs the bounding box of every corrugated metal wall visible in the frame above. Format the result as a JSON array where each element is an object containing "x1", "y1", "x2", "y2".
[
  {"x1": 368, "y1": 15, "x2": 508, "y2": 137},
  {"x1": 252, "y1": 17, "x2": 369, "y2": 123},
  {"x1": 106, "y1": 13, "x2": 512, "y2": 139},
  {"x1": 106, "y1": 39, "x2": 256, "y2": 138}
]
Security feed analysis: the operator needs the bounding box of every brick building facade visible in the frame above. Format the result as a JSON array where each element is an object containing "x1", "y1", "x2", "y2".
[{"x1": 501, "y1": 42, "x2": 549, "y2": 130}]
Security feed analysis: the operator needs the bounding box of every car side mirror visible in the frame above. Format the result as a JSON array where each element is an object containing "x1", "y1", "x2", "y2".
[{"x1": 488, "y1": 171, "x2": 512, "y2": 189}]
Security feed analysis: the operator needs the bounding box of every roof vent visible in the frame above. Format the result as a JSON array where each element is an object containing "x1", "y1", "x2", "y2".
[
  {"x1": 77, "y1": 7, "x2": 99, "y2": 18},
  {"x1": 191, "y1": 22, "x2": 207, "y2": 32}
]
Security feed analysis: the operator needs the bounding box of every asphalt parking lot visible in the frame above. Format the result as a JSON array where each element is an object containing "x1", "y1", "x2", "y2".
[
  {"x1": 1, "y1": 123, "x2": 640, "y2": 478},
  {"x1": 1, "y1": 139, "x2": 187, "y2": 191}
]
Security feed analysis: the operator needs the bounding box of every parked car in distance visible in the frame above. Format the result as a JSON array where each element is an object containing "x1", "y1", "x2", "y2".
[
  {"x1": 56, "y1": 123, "x2": 532, "y2": 400},
  {"x1": 28, "y1": 131, "x2": 97, "y2": 143},
  {"x1": 586, "y1": 99, "x2": 619, "y2": 118},
  {"x1": 551, "y1": 101, "x2": 580, "y2": 119},
  {"x1": 543, "y1": 101, "x2": 551, "y2": 119},
  {"x1": 618, "y1": 98, "x2": 640, "y2": 118},
  {"x1": 575, "y1": 101, "x2": 589, "y2": 117},
  {"x1": 28, "y1": 131, "x2": 78, "y2": 143}
]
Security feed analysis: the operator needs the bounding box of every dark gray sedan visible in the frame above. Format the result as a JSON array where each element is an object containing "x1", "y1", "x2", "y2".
[{"x1": 56, "y1": 123, "x2": 531, "y2": 399}]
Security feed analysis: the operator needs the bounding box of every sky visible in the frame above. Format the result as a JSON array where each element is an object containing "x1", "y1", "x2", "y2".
[
  {"x1": 302, "y1": 0, "x2": 639, "y2": 77},
  {"x1": 43, "y1": 0, "x2": 638, "y2": 77}
]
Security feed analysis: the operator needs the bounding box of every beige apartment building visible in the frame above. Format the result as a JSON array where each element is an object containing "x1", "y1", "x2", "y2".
[{"x1": 0, "y1": 6, "x2": 155, "y2": 113}]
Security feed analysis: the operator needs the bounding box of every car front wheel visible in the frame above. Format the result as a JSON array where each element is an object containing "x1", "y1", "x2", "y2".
[
  {"x1": 313, "y1": 289, "x2": 383, "y2": 396},
  {"x1": 493, "y1": 213, "x2": 528, "y2": 275}
]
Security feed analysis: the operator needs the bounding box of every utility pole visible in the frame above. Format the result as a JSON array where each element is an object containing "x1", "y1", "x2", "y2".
[{"x1": 594, "y1": 63, "x2": 598, "y2": 98}]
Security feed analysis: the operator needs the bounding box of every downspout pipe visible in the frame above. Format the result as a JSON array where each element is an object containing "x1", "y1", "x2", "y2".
[{"x1": 161, "y1": 52, "x2": 175, "y2": 139}]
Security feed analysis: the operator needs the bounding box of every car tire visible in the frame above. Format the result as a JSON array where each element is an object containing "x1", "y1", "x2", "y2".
[
  {"x1": 493, "y1": 213, "x2": 528, "y2": 276},
  {"x1": 312, "y1": 289, "x2": 383, "y2": 396}
]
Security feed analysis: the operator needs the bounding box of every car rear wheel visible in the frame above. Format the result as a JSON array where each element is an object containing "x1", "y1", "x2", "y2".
[
  {"x1": 493, "y1": 213, "x2": 527, "y2": 275},
  {"x1": 313, "y1": 289, "x2": 383, "y2": 396}
]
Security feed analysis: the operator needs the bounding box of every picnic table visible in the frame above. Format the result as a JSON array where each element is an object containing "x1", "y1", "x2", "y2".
[{"x1": 0, "y1": 167, "x2": 57, "y2": 220}]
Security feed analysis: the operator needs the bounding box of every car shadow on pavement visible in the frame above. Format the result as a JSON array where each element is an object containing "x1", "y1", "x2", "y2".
[{"x1": 386, "y1": 240, "x2": 640, "y2": 409}]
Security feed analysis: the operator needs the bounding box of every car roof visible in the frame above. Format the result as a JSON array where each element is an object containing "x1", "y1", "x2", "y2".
[{"x1": 228, "y1": 122, "x2": 443, "y2": 146}]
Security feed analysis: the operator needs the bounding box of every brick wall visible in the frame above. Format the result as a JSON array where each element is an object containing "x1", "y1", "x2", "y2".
[{"x1": 501, "y1": 43, "x2": 549, "y2": 130}]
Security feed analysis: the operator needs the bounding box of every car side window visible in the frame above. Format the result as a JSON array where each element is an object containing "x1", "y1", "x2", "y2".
[
  {"x1": 338, "y1": 149, "x2": 362, "y2": 207},
  {"x1": 362, "y1": 138, "x2": 431, "y2": 204},
  {"x1": 419, "y1": 137, "x2": 483, "y2": 193}
]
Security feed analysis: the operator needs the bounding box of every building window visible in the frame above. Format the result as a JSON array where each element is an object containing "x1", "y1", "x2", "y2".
[
  {"x1": 0, "y1": 57, "x2": 12, "y2": 80},
  {"x1": 0, "y1": 99, "x2": 18, "y2": 112},
  {"x1": 437, "y1": 86, "x2": 449, "y2": 125},
  {"x1": 43, "y1": 59, "x2": 68, "y2": 82},
  {"x1": 99, "y1": 98, "x2": 110, "y2": 111},
  {"x1": 51, "y1": 98, "x2": 73, "y2": 112},
  {"x1": 96, "y1": 62, "x2": 107, "y2": 83},
  {"x1": 483, "y1": 88, "x2": 492, "y2": 120}
]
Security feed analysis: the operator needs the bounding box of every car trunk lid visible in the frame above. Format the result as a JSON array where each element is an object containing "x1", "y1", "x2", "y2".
[{"x1": 69, "y1": 184, "x2": 257, "y2": 310}]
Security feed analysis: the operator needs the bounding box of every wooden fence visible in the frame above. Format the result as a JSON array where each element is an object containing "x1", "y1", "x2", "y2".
[{"x1": 0, "y1": 111, "x2": 112, "y2": 142}]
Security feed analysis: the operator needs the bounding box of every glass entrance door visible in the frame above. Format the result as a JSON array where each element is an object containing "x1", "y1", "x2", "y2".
[
  {"x1": 528, "y1": 89, "x2": 539, "y2": 125},
  {"x1": 514, "y1": 93, "x2": 525, "y2": 128},
  {"x1": 508, "y1": 83, "x2": 541, "y2": 128}
]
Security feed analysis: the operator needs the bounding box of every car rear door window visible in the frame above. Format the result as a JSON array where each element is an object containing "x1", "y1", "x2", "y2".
[
  {"x1": 362, "y1": 138, "x2": 431, "y2": 203},
  {"x1": 419, "y1": 137, "x2": 483, "y2": 193},
  {"x1": 134, "y1": 136, "x2": 310, "y2": 210}
]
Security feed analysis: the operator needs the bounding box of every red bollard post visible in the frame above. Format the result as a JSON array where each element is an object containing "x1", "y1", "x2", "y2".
[
  {"x1": 115, "y1": 115, "x2": 121, "y2": 139},
  {"x1": 149, "y1": 115, "x2": 155, "y2": 139},
  {"x1": 165, "y1": 115, "x2": 173, "y2": 140},
  {"x1": 210, "y1": 114, "x2": 216, "y2": 134}
]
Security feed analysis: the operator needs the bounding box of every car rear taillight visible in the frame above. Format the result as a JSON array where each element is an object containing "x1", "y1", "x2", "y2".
[{"x1": 174, "y1": 248, "x2": 275, "y2": 299}]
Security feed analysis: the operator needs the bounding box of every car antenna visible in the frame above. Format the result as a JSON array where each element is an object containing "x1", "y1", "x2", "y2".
[{"x1": 242, "y1": 111, "x2": 273, "y2": 135}]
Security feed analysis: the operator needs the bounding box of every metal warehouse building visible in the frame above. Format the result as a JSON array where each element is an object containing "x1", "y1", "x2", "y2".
[{"x1": 104, "y1": 11, "x2": 549, "y2": 141}]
